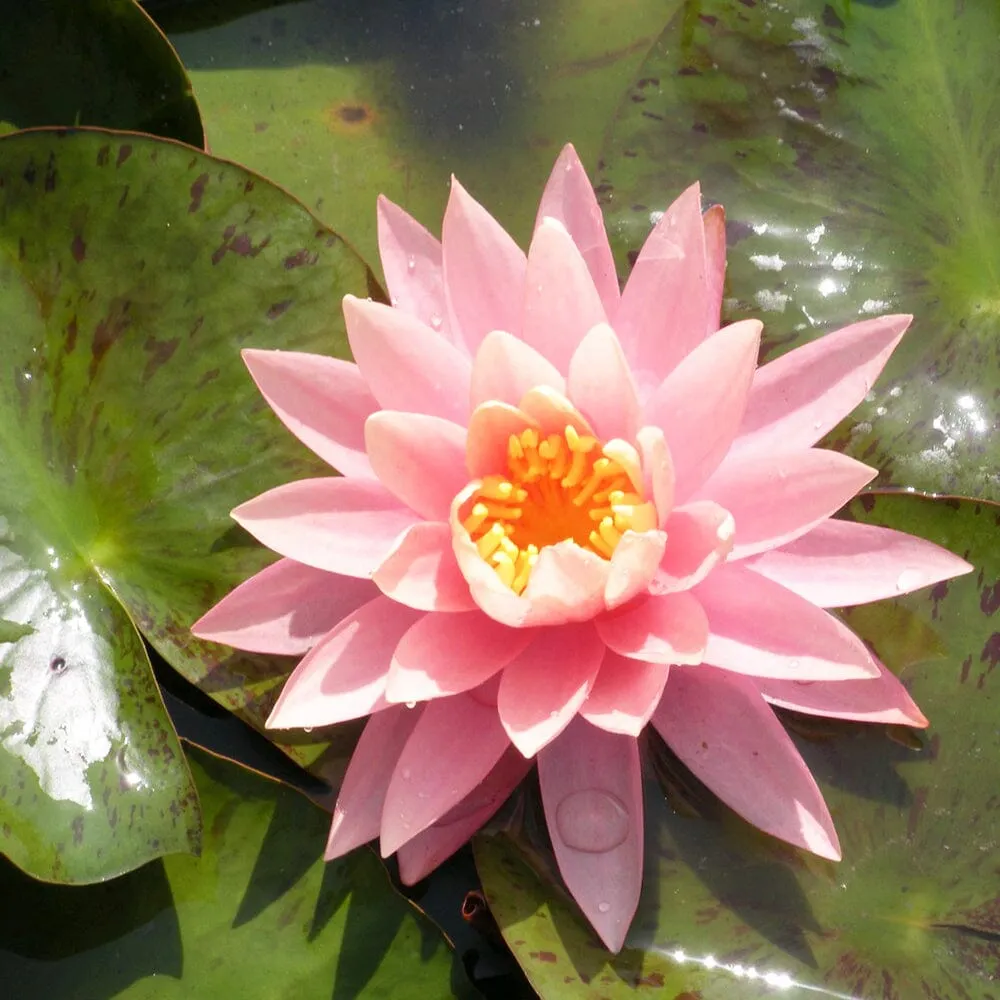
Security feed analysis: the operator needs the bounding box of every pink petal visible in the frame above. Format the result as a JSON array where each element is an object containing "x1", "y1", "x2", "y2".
[
  {"x1": 754, "y1": 658, "x2": 928, "y2": 727},
  {"x1": 643, "y1": 319, "x2": 763, "y2": 503},
  {"x1": 535, "y1": 144, "x2": 620, "y2": 317},
  {"x1": 733, "y1": 314, "x2": 911, "y2": 458},
  {"x1": 605, "y1": 530, "x2": 668, "y2": 610},
  {"x1": 636, "y1": 426, "x2": 676, "y2": 527},
  {"x1": 653, "y1": 666, "x2": 841, "y2": 860},
  {"x1": 380, "y1": 691, "x2": 511, "y2": 855},
  {"x1": 567, "y1": 323, "x2": 640, "y2": 442},
  {"x1": 747, "y1": 519, "x2": 973, "y2": 608},
  {"x1": 497, "y1": 623, "x2": 604, "y2": 756},
  {"x1": 233, "y1": 478, "x2": 419, "y2": 577},
  {"x1": 614, "y1": 182, "x2": 710, "y2": 391},
  {"x1": 653, "y1": 501, "x2": 735, "y2": 594},
  {"x1": 343, "y1": 295, "x2": 472, "y2": 424},
  {"x1": 325, "y1": 705, "x2": 423, "y2": 859},
  {"x1": 397, "y1": 746, "x2": 533, "y2": 884},
  {"x1": 522, "y1": 217, "x2": 608, "y2": 372},
  {"x1": 595, "y1": 591, "x2": 709, "y2": 665},
  {"x1": 466, "y1": 401, "x2": 536, "y2": 478},
  {"x1": 517, "y1": 386, "x2": 595, "y2": 439},
  {"x1": 267, "y1": 597, "x2": 423, "y2": 729},
  {"x1": 385, "y1": 610, "x2": 531, "y2": 703},
  {"x1": 702, "y1": 203, "x2": 726, "y2": 335},
  {"x1": 699, "y1": 449, "x2": 877, "y2": 560},
  {"x1": 242, "y1": 349, "x2": 377, "y2": 479},
  {"x1": 376, "y1": 195, "x2": 455, "y2": 344},
  {"x1": 442, "y1": 176, "x2": 527, "y2": 353},
  {"x1": 695, "y1": 563, "x2": 879, "y2": 681},
  {"x1": 470, "y1": 329, "x2": 565, "y2": 408},
  {"x1": 538, "y1": 716, "x2": 644, "y2": 951},
  {"x1": 580, "y1": 651, "x2": 669, "y2": 736},
  {"x1": 373, "y1": 521, "x2": 475, "y2": 612},
  {"x1": 191, "y1": 558, "x2": 377, "y2": 655},
  {"x1": 365, "y1": 411, "x2": 468, "y2": 521}
]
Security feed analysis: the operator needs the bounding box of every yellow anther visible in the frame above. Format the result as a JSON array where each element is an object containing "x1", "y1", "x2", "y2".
[
  {"x1": 588, "y1": 529, "x2": 614, "y2": 558},
  {"x1": 492, "y1": 552, "x2": 516, "y2": 588},
  {"x1": 565, "y1": 425, "x2": 596, "y2": 453},
  {"x1": 498, "y1": 536, "x2": 519, "y2": 560},
  {"x1": 476, "y1": 522, "x2": 507, "y2": 558},
  {"x1": 463, "y1": 503, "x2": 490, "y2": 534},
  {"x1": 478, "y1": 477, "x2": 515, "y2": 501},
  {"x1": 598, "y1": 516, "x2": 622, "y2": 547},
  {"x1": 561, "y1": 448, "x2": 589, "y2": 489}
]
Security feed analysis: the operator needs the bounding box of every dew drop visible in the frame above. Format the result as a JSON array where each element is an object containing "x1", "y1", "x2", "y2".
[
  {"x1": 406, "y1": 255, "x2": 417, "y2": 272},
  {"x1": 429, "y1": 314, "x2": 443, "y2": 330},
  {"x1": 303, "y1": 727, "x2": 313, "y2": 734},
  {"x1": 597, "y1": 901, "x2": 611, "y2": 914},
  {"x1": 405, "y1": 700, "x2": 416, "y2": 709},
  {"x1": 555, "y1": 789, "x2": 629, "y2": 853},
  {"x1": 896, "y1": 568, "x2": 923, "y2": 592},
  {"x1": 401, "y1": 767, "x2": 411, "y2": 780}
]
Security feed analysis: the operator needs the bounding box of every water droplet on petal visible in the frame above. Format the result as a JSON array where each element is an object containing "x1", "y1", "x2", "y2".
[
  {"x1": 401, "y1": 768, "x2": 411, "y2": 780},
  {"x1": 429, "y1": 314, "x2": 443, "y2": 330},
  {"x1": 597, "y1": 901, "x2": 611, "y2": 914},
  {"x1": 405, "y1": 701, "x2": 416, "y2": 709},
  {"x1": 406, "y1": 255, "x2": 416, "y2": 272},
  {"x1": 302, "y1": 726, "x2": 313, "y2": 734},
  {"x1": 896, "y1": 568, "x2": 923, "y2": 592},
  {"x1": 555, "y1": 789, "x2": 629, "y2": 853}
]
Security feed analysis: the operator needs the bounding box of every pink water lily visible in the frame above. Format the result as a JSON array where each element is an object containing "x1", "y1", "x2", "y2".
[{"x1": 193, "y1": 144, "x2": 972, "y2": 951}]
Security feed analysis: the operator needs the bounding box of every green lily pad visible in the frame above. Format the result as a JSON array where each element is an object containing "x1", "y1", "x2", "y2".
[
  {"x1": 0, "y1": 127, "x2": 376, "y2": 873},
  {"x1": 0, "y1": 0, "x2": 204, "y2": 146},
  {"x1": 0, "y1": 746, "x2": 475, "y2": 999},
  {"x1": 477, "y1": 494, "x2": 1000, "y2": 997},
  {"x1": 166, "y1": 0, "x2": 670, "y2": 266},
  {"x1": 598, "y1": 0, "x2": 1000, "y2": 499}
]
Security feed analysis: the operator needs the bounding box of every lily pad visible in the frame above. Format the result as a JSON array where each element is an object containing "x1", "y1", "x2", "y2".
[
  {"x1": 0, "y1": 127, "x2": 375, "y2": 871},
  {"x1": 0, "y1": 0, "x2": 204, "y2": 146},
  {"x1": 166, "y1": 0, "x2": 669, "y2": 266},
  {"x1": 477, "y1": 493, "x2": 1000, "y2": 997},
  {"x1": 0, "y1": 747, "x2": 475, "y2": 999},
  {"x1": 598, "y1": 0, "x2": 1000, "y2": 498}
]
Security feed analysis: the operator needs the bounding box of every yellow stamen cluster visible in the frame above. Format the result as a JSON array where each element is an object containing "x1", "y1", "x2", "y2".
[{"x1": 461, "y1": 424, "x2": 657, "y2": 594}]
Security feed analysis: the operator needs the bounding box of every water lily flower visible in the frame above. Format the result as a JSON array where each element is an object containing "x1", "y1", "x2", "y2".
[{"x1": 192, "y1": 144, "x2": 972, "y2": 951}]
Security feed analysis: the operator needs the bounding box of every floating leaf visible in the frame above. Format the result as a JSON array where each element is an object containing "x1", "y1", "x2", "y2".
[
  {"x1": 0, "y1": 0, "x2": 203, "y2": 146},
  {"x1": 478, "y1": 494, "x2": 1000, "y2": 997},
  {"x1": 0, "y1": 747, "x2": 475, "y2": 999},
  {"x1": 598, "y1": 0, "x2": 1000, "y2": 498}
]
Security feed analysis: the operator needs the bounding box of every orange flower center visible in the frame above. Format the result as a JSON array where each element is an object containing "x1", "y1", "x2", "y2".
[{"x1": 460, "y1": 424, "x2": 657, "y2": 594}]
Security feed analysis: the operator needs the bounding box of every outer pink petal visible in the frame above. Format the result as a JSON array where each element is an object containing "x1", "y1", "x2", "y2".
[
  {"x1": 605, "y1": 530, "x2": 668, "y2": 610},
  {"x1": 643, "y1": 319, "x2": 763, "y2": 503},
  {"x1": 747, "y1": 519, "x2": 973, "y2": 608},
  {"x1": 695, "y1": 563, "x2": 879, "y2": 681},
  {"x1": 654, "y1": 666, "x2": 841, "y2": 859},
  {"x1": 380, "y1": 691, "x2": 511, "y2": 855},
  {"x1": 535, "y1": 143, "x2": 620, "y2": 317},
  {"x1": 343, "y1": 294, "x2": 472, "y2": 424},
  {"x1": 522, "y1": 217, "x2": 608, "y2": 373},
  {"x1": 497, "y1": 624, "x2": 605, "y2": 756},
  {"x1": 376, "y1": 195, "x2": 455, "y2": 345},
  {"x1": 192, "y1": 558, "x2": 377, "y2": 655},
  {"x1": 636, "y1": 426, "x2": 676, "y2": 527},
  {"x1": 653, "y1": 501, "x2": 735, "y2": 594},
  {"x1": 470, "y1": 330, "x2": 565, "y2": 408},
  {"x1": 702, "y1": 203, "x2": 726, "y2": 335},
  {"x1": 595, "y1": 591, "x2": 708, "y2": 665},
  {"x1": 232, "y1": 478, "x2": 419, "y2": 578},
  {"x1": 538, "y1": 717, "x2": 643, "y2": 952},
  {"x1": 266, "y1": 596, "x2": 422, "y2": 729},
  {"x1": 385, "y1": 610, "x2": 532, "y2": 703},
  {"x1": 517, "y1": 385, "x2": 595, "y2": 438},
  {"x1": 754, "y1": 659, "x2": 928, "y2": 727},
  {"x1": 733, "y1": 314, "x2": 911, "y2": 458},
  {"x1": 242, "y1": 349, "x2": 377, "y2": 479},
  {"x1": 466, "y1": 401, "x2": 536, "y2": 478},
  {"x1": 700, "y1": 448, "x2": 877, "y2": 559},
  {"x1": 613, "y1": 182, "x2": 710, "y2": 391},
  {"x1": 442, "y1": 176, "x2": 527, "y2": 353},
  {"x1": 365, "y1": 411, "x2": 468, "y2": 521},
  {"x1": 567, "y1": 323, "x2": 640, "y2": 442},
  {"x1": 580, "y1": 651, "x2": 669, "y2": 736},
  {"x1": 325, "y1": 705, "x2": 423, "y2": 859},
  {"x1": 397, "y1": 747, "x2": 533, "y2": 884},
  {"x1": 373, "y1": 521, "x2": 475, "y2": 612}
]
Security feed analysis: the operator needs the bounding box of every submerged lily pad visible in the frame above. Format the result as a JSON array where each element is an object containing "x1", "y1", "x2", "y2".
[
  {"x1": 598, "y1": 0, "x2": 1000, "y2": 498},
  {"x1": 0, "y1": 127, "x2": 375, "y2": 875},
  {"x1": 0, "y1": 0, "x2": 203, "y2": 146},
  {"x1": 478, "y1": 494, "x2": 1000, "y2": 997},
  {"x1": 0, "y1": 747, "x2": 473, "y2": 999}
]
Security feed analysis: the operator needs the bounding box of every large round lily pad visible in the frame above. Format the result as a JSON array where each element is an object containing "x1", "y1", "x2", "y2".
[
  {"x1": 0, "y1": 127, "x2": 376, "y2": 877},
  {"x1": 598, "y1": 0, "x2": 1000, "y2": 499},
  {"x1": 477, "y1": 493, "x2": 1000, "y2": 997},
  {"x1": 0, "y1": 0, "x2": 203, "y2": 146}
]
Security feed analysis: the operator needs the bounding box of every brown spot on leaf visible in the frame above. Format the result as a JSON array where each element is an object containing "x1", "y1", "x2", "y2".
[
  {"x1": 65, "y1": 315, "x2": 78, "y2": 353},
  {"x1": 907, "y1": 786, "x2": 927, "y2": 838},
  {"x1": 980, "y1": 581, "x2": 1000, "y2": 616},
  {"x1": 189, "y1": 172, "x2": 210, "y2": 213},
  {"x1": 529, "y1": 951, "x2": 558, "y2": 963},
  {"x1": 96, "y1": 145, "x2": 110, "y2": 167},
  {"x1": 118, "y1": 184, "x2": 130, "y2": 209},
  {"x1": 89, "y1": 299, "x2": 132, "y2": 378},
  {"x1": 980, "y1": 632, "x2": 1000, "y2": 671},
  {"x1": 71, "y1": 234, "x2": 86, "y2": 262},
  {"x1": 142, "y1": 337, "x2": 180, "y2": 383},
  {"x1": 283, "y1": 248, "x2": 318, "y2": 269},
  {"x1": 44, "y1": 154, "x2": 57, "y2": 192},
  {"x1": 71, "y1": 815, "x2": 84, "y2": 845},
  {"x1": 822, "y1": 3, "x2": 846, "y2": 29},
  {"x1": 267, "y1": 300, "x2": 293, "y2": 320},
  {"x1": 327, "y1": 102, "x2": 378, "y2": 135},
  {"x1": 254, "y1": 121, "x2": 269, "y2": 133},
  {"x1": 116, "y1": 144, "x2": 132, "y2": 167}
]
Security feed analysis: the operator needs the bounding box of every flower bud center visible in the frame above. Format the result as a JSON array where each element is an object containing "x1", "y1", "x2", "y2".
[{"x1": 460, "y1": 424, "x2": 657, "y2": 594}]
